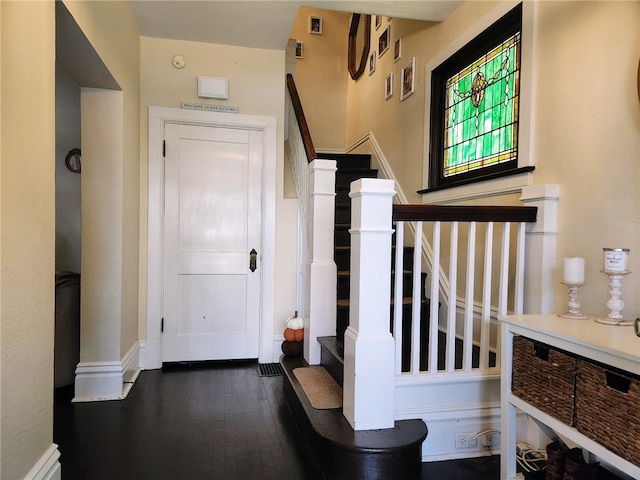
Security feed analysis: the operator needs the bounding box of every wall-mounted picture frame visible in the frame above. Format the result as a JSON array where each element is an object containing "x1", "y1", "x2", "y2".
[
  {"x1": 401, "y1": 57, "x2": 416, "y2": 101},
  {"x1": 393, "y1": 37, "x2": 402, "y2": 62},
  {"x1": 385, "y1": 72, "x2": 394, "y2": 100},
  {"x1": 309, "y1": 16, "x2": 323, "y2": 34},
  {"x1": 295, "y1": 42, "x2": 303, "y2": 59},
  {"x1": 368, "y1": 50, "x2": 376, "y2": 75},
  {"x1": 375, "y1": 15, "x2": 382, "y2": 30},
  {"x1": 378, "y1": 26, "x2": 390, "y2": 57}
]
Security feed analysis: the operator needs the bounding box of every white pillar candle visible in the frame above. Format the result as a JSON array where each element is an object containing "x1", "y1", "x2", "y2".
[{"x1": 563, "y1": 257, "x2": 585, "y2": 284}]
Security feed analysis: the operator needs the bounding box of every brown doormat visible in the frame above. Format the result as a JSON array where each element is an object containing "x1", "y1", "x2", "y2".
[{"x1": 292, "y1": 366, "x2": 343, "y2": 410}]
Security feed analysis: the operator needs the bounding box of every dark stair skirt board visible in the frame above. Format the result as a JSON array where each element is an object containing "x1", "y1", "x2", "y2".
[
  {"x1": 318, "y1": 336, "x2": 343, "y2": 387},
  {"x1": 280, "y1": 355, "x2": 428, "y2": 480}
]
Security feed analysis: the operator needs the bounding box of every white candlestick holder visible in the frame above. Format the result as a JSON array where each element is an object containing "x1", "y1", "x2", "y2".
[
  {"x1": 595, "y1": 270, "x2": 633, "y2": 326},
  {"x1": 558, "y1": 281, "x2": 589, "y2": 319}
]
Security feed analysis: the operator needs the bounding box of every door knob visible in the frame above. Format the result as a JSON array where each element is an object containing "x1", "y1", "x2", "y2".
[{"x1": 249, "y1": 249, "x2": 257, "y2": 272}]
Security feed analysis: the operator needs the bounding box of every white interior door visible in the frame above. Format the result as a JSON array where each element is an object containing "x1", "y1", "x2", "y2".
[{"x1": 162, "y1": 123, "x2": 262, "y2": 362}]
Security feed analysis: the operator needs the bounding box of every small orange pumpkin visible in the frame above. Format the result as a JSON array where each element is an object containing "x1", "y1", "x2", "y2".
[{"x1": 284, "y1": 327, "x2": 304, "y2": 342}]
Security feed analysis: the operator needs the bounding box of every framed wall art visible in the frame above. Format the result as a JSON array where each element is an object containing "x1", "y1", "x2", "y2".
[
  {"x1": 393, "y1": 37, "x2": 402, "y2": 62},
  {"x1": 385, "y1": 72, "x2": 394, "y2": 100},
  {"x1": 368, "y1": 50, "x2": 376, "y2": 75},
  {"x1": 401, "y1": 57, "x2": 415, "y2": 100},
  {"x1": 295, "y1": 42, "x2": 303, "y2": 59},
  {"x1": 309, "y1": 16, "x2": 322, "y2": 34},
  {"x1": 378, "y1": 26, "x2": 390, "y2": 57}
]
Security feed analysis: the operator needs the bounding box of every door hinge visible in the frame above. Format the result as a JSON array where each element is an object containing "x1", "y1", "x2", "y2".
[
  {"x1": 162, "y1": 140, "x2": 166, "y2": 157},
  {"x1": 161, "y1": 317, "x2": 164, "y2": 333}
]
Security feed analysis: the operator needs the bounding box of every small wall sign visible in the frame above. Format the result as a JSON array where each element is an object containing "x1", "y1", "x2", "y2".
[{"x1": 181, "y1": 102, "x2": 238, "y2": 113}]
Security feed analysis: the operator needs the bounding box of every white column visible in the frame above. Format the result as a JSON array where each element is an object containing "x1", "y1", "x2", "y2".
[
  {"x1": 75, "y1": 88, "x2": 125, "y2": 401},
  {"x1": 304, "y1": 159, "x2": 337, "y2": 365},
  {"x1": 520, "y1": 184, "x2": 559, "y2": 314},
  {"x1": 343, "y1": 178, "x2": 396, "y2": 430}
]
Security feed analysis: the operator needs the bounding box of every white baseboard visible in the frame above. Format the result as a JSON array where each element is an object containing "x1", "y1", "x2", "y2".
[
  {"x1": 138, "y1": 340, "x2": 147, "y2": 369},
  {"x1": 415, "y1": 406, "x2": 502, "y2": 461},
  {"x1": 24, "y1": 444, "x2": 61, "y2": 480},
  {"x1": 73, "y1": 342, "x2": 140, "y2": 402},
  {"x1": 122, "y1": 341, "x2": 140, "y2": 381}
]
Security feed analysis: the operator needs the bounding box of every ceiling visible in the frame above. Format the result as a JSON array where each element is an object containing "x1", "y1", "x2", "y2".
[{"x1": 127, "y1": 1, "x2": 464, "y2": 50}]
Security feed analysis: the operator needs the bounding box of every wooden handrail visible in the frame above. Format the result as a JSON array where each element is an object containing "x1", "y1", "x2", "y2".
[
  {"x1": 393, "y1": 204, "x2": 537, "y2": 223},
  {"x1": 286, "y1": 73, "x2": 316, "y2": 163}
]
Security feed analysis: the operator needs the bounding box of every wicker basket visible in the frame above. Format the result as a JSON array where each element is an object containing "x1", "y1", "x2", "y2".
[
  {"x1": 575, "y1": 359, "x2": 640, "y2": 467},
  {"x1": 511, "y1": 336, "x2": 577, "y2": 425}
]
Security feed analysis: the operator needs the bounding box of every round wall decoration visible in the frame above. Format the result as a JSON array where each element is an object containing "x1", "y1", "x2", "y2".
[{"x1": 65, "y1": 148, "x2": 81, "y2": 173}]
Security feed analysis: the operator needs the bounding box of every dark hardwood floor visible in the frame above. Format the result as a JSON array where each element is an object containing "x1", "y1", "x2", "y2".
[{"x1": 54, "y1": 360, "x2": 499, "y2": 479}]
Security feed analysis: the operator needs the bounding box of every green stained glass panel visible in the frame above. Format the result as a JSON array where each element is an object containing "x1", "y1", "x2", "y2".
[
  {"x1": 483, "y1": 133, "x2": 491, "y2": 156},
  {"x1": 443, "y1": 32, "x2": 521, "y2": 177}
]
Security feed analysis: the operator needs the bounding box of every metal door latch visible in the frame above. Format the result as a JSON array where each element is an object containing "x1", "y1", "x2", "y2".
[{"x1": 249, "y1": 249, "x2": 257, "y2": 272}]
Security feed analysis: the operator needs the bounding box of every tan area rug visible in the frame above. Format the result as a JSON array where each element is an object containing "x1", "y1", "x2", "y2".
[{"x1": 293, "y1": 366, "x2": 343, "y2": 410}]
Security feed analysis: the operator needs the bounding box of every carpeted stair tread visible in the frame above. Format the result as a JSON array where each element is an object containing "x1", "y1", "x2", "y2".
[{"x1": 293, "y1": 366, "x2": 342, "y2": 409}]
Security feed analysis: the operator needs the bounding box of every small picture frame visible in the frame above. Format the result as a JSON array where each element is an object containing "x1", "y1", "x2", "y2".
[
  {"x1": 375, "y1": 15, "x2": 382, "y2": 30},
  {"x1": 378, "y1": 26, "x2": 390, "y2": 57},
  {"x1": 309, "y1": 16, "x2": 322, "y2": 34},
  {"x1": 368, "y1": 51, "x2": 376, "y2": 75},
  {"x1": 295, "y1": 42, "x2": 303, "y2": 59},
  {"x1": 401, "y1": 57, "x2": 416, "y2": 101},
  {"x1": 393, "y1": 37, "x2": 402, "y2": 62},
  {"x1": 385, "y1": 72, "x2": 394, "y2": 100}
]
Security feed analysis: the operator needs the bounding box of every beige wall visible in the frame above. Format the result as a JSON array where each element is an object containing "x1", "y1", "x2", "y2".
[
  {"x1": 62, "y1": 0, "x2": 141, "y2": 360},
  {"x1": 2, "y1": 3, "x2": 294, "y2": 475},
  {"x1": 531, "y1": 0, "x2": 640, "y2": 315},
  {"x1": 80, "y1": 88, "x2": 126, "y2": 362},
  {"x1": 0, "y1": 2, "x2": 56, "y2": 478},
  {"x1": 289, "y1": 7, "x2": 351, "y2": 151},
  {"x1": 346, "y1": 15, "x2": 438, "y2": 204},
  {"x1": 1, "y1": 0, "x2": 140, "y2": 473},
  {"x1": 138, "y1": 37, "x2": 298, "y2": 343},
  {"x1": 340, "y1": 1, "x2": 640, "y2": 318}
]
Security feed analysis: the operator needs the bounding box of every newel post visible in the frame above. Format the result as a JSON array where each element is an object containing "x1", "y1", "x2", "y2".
[
  {"x1": 304, "y1": 159, "x2": 337, "y2": 365},
  {"x1": 344, "y1": 178, "x2": 396, "y2": 430},
  {"x1": 520, "y1": 184, "x2": 559, "y2": 314}
]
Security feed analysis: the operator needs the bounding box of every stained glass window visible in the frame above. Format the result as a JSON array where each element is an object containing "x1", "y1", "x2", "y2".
[
  {"x1": 426, "y1": 4, "x2": 524, "y2": 191},
  {"x1": 444, "y1": 33, "x2": 520, "y2": 177}
]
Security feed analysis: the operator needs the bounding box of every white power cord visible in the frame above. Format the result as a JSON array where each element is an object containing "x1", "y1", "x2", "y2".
[
  {"x1": 468, "y1": 429, "x2": 501, "y2": 447},
  {"x1": 516, "y1": 441, "x2": 547, "y2": 473}
]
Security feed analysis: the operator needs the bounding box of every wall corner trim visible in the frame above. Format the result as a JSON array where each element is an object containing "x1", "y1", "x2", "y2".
[
  {"x1": 73, "y1": 342, "x2": 140, "y2": 402},
  {"x1": 23, "y1": 443, "x2": 61, "y2": 480}
]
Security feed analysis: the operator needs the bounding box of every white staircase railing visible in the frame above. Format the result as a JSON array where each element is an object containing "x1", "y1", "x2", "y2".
[
  {"x1": 286, "y1": 74, "x2": 336, "y2": 365},
  {"x1": 345, "y1": 179, "x2": 541, "y2": 430},
  {"x1": 391, "y1": 206, "x2": 536, "y2": 377}
]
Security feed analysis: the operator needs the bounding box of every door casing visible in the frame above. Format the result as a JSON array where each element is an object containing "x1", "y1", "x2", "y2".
[{"x1": 145, "y1": 106, "x2": 277, "y2": 369}]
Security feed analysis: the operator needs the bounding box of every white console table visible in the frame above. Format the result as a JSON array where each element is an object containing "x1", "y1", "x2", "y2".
[{"x1": 499, "y1": 313, "x2": 640, "y2": 480}]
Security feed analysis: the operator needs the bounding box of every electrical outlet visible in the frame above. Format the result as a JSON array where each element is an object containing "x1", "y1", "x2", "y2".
[
  {"x1": 455, "y1": 433, "x2": 477, "y2": 448},
  {"x1": 483, "y1": 432, "x2": 500, "y2": 448}
]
